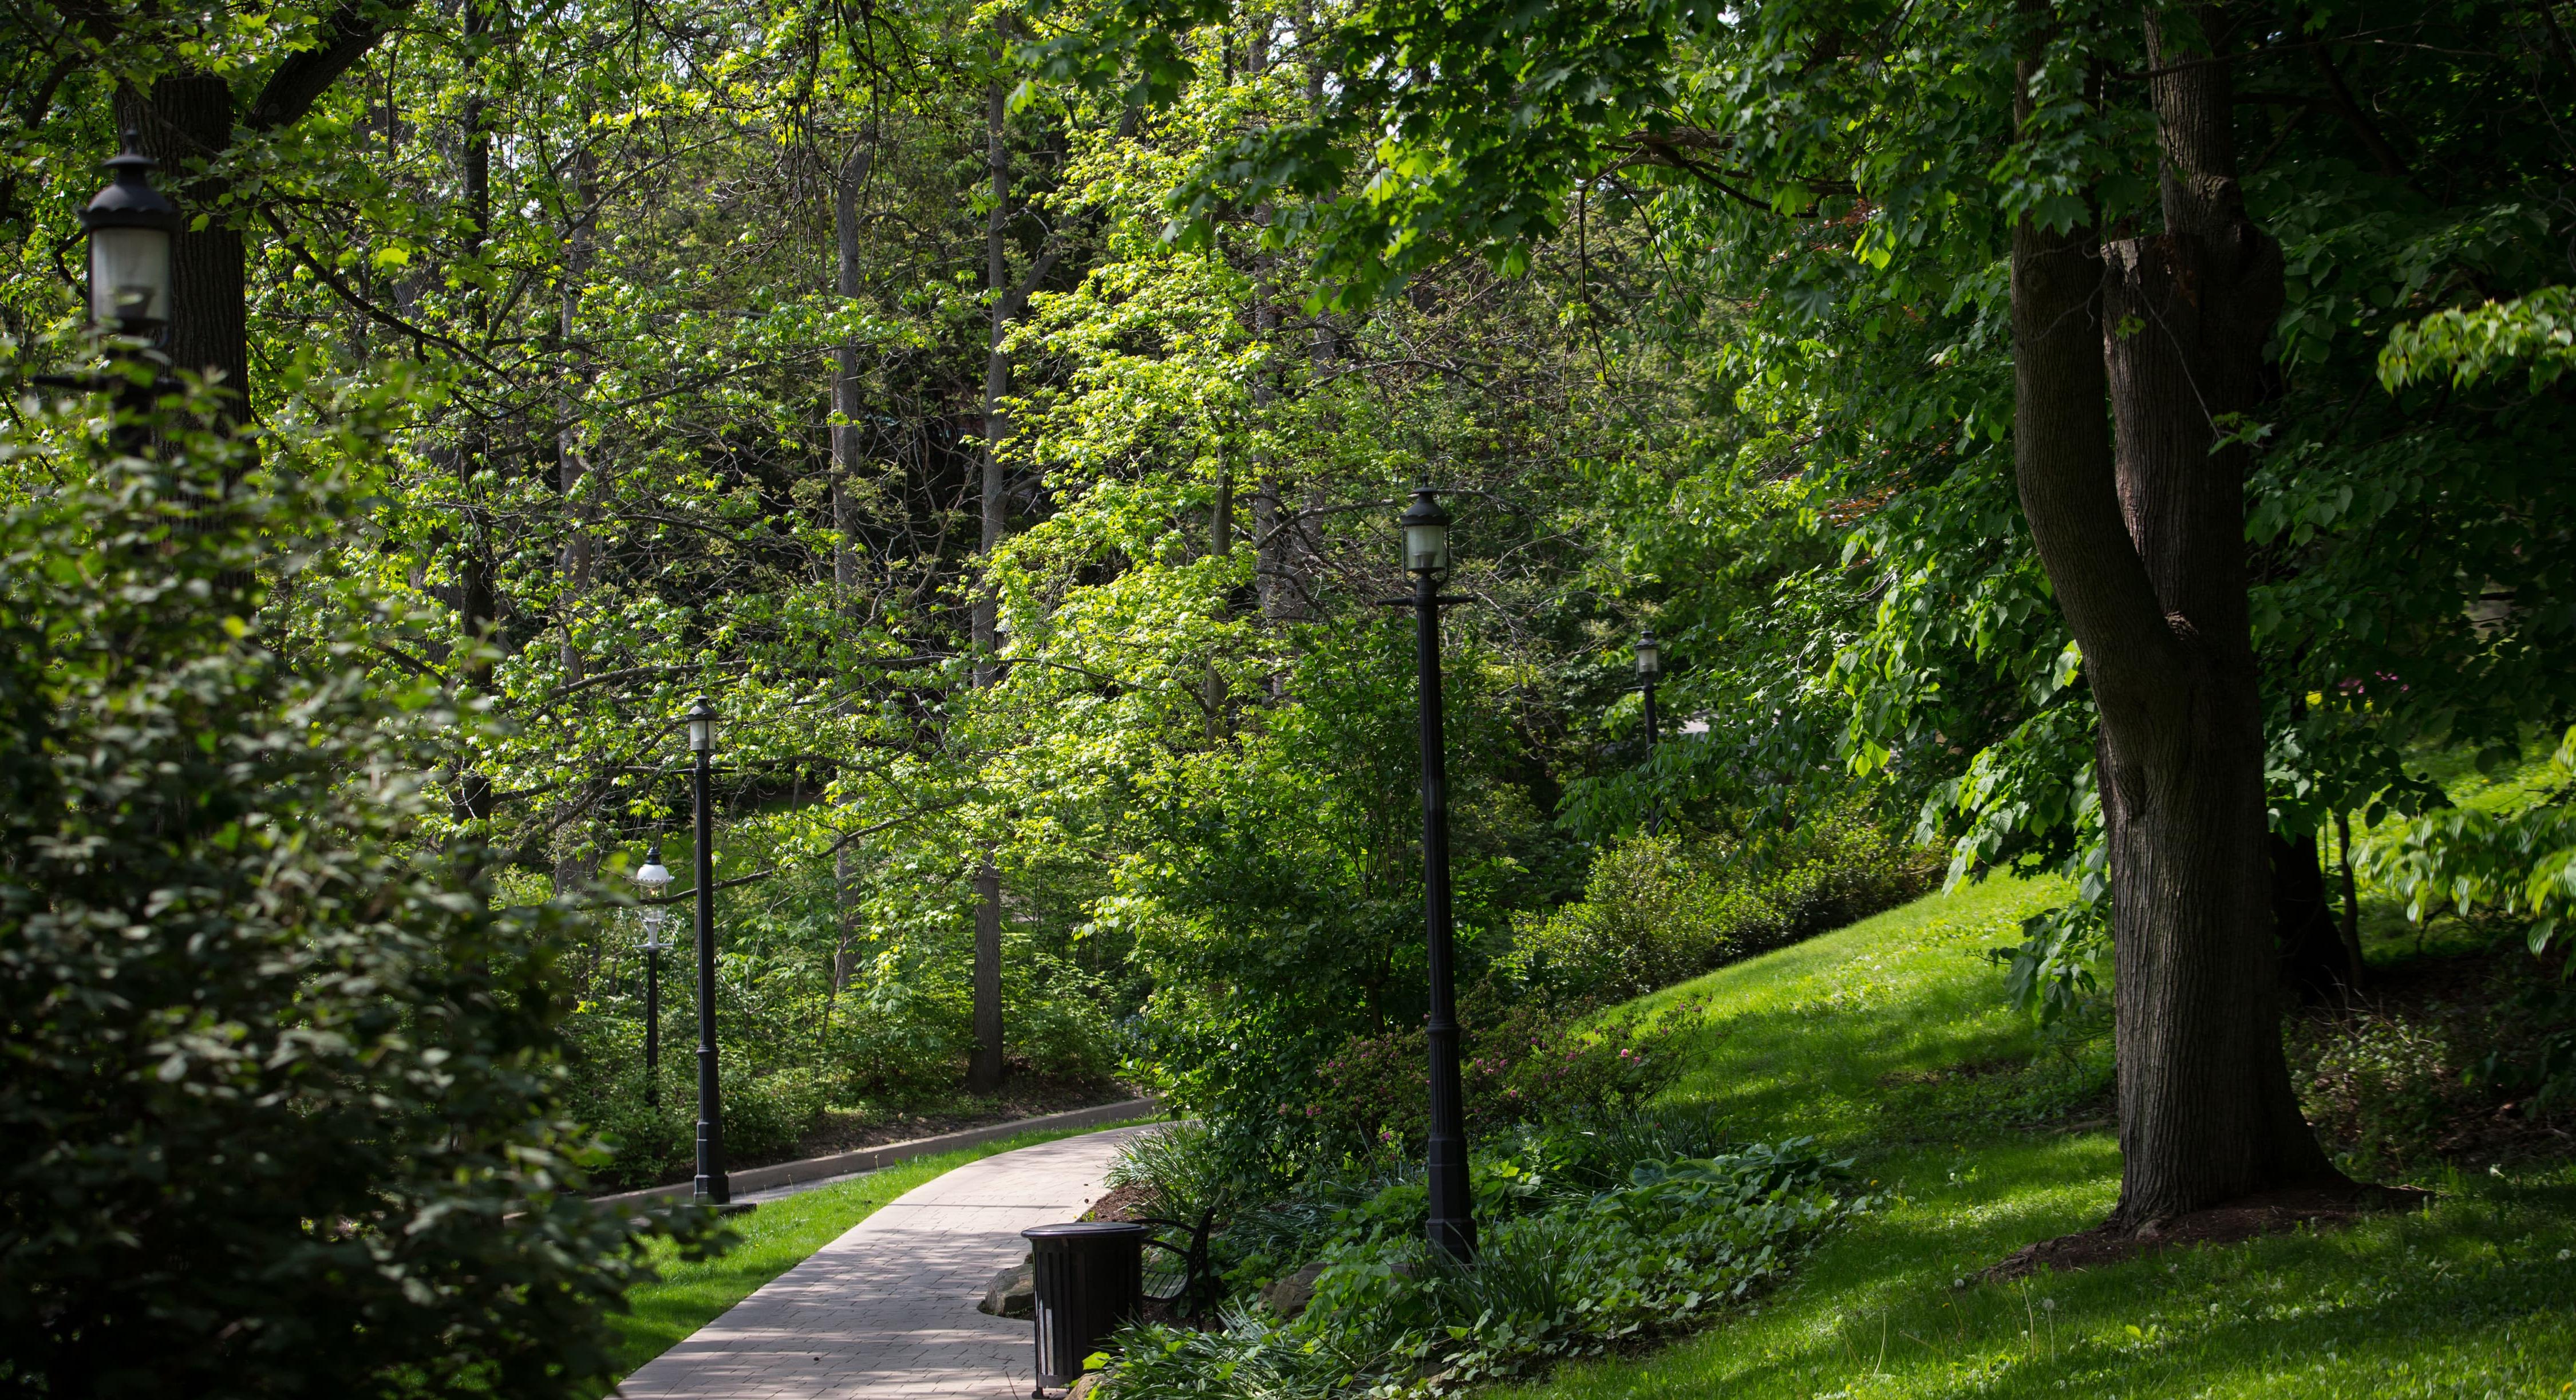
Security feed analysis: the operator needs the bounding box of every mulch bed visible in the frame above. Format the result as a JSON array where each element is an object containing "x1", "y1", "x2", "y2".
[
  {"x1": 1083, "y1": 1183, "x2": 1153, "y2": 1223},
  {"x1": 1982, "y1": 1182, "x2": 2432, "y2": 1280}
]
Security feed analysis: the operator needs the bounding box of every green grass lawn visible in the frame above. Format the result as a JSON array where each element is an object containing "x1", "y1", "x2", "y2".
[
  {"x1": 1504, "y1": 874, "x2": 2576, "y2": 1399},
  {"x1": 605, "y1": 1117, "x2": 1154, "y2": 1383}
]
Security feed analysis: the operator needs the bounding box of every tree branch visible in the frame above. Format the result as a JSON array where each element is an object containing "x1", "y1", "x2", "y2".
[{"x1": 247, "y1": 0, "x2": 418, "y2": 131}]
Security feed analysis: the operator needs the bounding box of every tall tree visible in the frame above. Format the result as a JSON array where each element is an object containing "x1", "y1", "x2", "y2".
[
  {"x1": 971, "y1": 69, "x2": 1014, "y2": 1094},
  {"x1": 2010, "y1": 6, "x2": 2340, "y2": 1222}
]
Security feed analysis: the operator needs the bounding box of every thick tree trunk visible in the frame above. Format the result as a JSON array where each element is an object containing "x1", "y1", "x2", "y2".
[
  {"x1": 117, "y1": 74, "x2": 250, "y2": 426},
  {"x1": 2007, "y1": 7, "x2": 2340, "y2": 1230},
  {"x1": 110, "y1": 4, "x2": 392, "y2": 424},
  {"x1": 969, "y1": 78, "x2": 1010, "y2": 1096}
]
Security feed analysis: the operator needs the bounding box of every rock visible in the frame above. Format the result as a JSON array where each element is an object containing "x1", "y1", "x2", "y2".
[
  {"x1": 1066, "y1": 1373, "x2": 1103, "y2": 1399},
  {"x1": 977, "y1": 1252, "x2": 1035, "y2": 1319},
  {"x1": 1258, "y1": 1261, "x2": 1326, "y2": 1318}
]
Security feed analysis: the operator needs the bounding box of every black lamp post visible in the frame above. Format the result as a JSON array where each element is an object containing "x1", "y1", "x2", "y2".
[
  {"x1": 1635, "y1": 628, "x2": 1662, "y2": 836},
  {"x1": 78, "y1": 133, "x2": 176, "y2": 454},
  {"x1": 1399, "y1": 487, "x2": 1476, "y2": 1261},
  {"x1": 634, "y1": 847, "x2": 673, "y2": 1108},
  {"x1": 687, "y1": 698, "x2": 731, "y2": 1205}
]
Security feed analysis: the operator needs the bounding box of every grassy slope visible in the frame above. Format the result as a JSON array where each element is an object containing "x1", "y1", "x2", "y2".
[
  {"x1": 606, "y1": 1118, "x2": 1151, "y2": 1381},
  {"x1": 1507, "y1": 874, "x2": 2576, "y2": 1399}
]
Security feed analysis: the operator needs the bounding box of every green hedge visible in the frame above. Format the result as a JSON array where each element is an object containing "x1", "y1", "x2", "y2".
[{"x1": 1500, "y1": 817, "x2": 1935, "y2": 1003}]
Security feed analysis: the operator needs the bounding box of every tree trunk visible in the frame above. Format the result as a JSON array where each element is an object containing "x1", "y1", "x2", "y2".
[
  {"x1": 453, "y1": 5, "x2": 496, "y2": 832},
  {"x1": 969, "y1": 77, "x2": 1011, "y2": 1096},
  {"x1": 558, "y1": 141, "x2": 596, "y2": 689},
  {"x1": 2007, "y1": 6, "x2": 2341, "y2": 1230},
  {"x1": 117, "y1": 74, "x2": 250, "y2": 426},
  {"x1": 549, "y1": 139, "x2": 598, "y2": 897},
  {"x1": 2273, "y1": 832, "x2": 2350, "y2": 1000},
  {"x1": 830, "y1": 135, "x2": 875, "y2": 1018}
]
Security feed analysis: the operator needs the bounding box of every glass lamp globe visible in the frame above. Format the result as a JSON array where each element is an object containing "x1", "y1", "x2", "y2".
[
  {"x1": 635, "y1": 848, "x2": 674, "y2": 946},
  {"x1": 1398, "y1": 488, "x2": 1452, "y2": 576}
]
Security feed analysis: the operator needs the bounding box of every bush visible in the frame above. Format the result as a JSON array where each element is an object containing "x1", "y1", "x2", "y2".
[
  {"x1": 566, "y1": 1060, "x2": 836, "y2": 1189},
  {"x1": 1005, "y1": 952, "x2": 1124, "y2": 1082},
  {"x1": 1296, "y1": 998, "x2": 1703, "y2": 1159},
  {"x1": 0, "y1": 379, "x2": 698, "y2": 1395},
  {"x1": 1106, "y1": 1120, "x2": 1252, "y2": 1222},
  {"x1": 1502, "y1": 817, "x2": 1932, "y2": 1003},
  {"x1": 2285, "y1": 955, "x2": 2574, "y2": 1176},
  {"x1": 1097, "y1": 1139, "x2": 1868, "y2": 1399}
]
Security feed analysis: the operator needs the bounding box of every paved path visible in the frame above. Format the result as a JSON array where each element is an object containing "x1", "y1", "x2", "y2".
[{"x1": 618, "y1": 1124, "x2": 1158, "y2": 1399}]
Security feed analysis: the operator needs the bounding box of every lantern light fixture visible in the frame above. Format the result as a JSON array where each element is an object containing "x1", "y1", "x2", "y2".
[
  {"x1": 1398, "y1": 487, "x2": 1452, "y2": 578},
  {"x1": 1635, "y1": 628, "x2": 1662, "y2": 678},
  {"x1": 635, "y1": 845, "x2": 673, "y2": 945},
  {"x1": 687, "y1": 697, "x2": 716, "y2": 753},
  {"x1": 80, "y1": 133, "x2": 177, "y2": 333}
]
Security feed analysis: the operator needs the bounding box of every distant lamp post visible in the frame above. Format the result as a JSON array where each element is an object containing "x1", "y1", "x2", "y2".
[
  {"x1": 686, "y1": 697, "x2": 730, "y2": 1205},
  {"x1": 634, "y1": 847, "x2": 674, "y2": 1108},
  {"x1": 1398, "y1": 487, "x2": 1475, "y2": 1261},
  {"x1": 81, "y1": 133, "x2": 176, "y2": 335},
  {"x1": 1636, "y1": 628, "x2": 1663, "y2": 835}
]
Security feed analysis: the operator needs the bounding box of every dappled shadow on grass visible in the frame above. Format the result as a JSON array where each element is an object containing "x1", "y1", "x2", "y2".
[
  {"x1": 1516, "y1": 1144, "x2": 2576, "y2": 1400},
  {"x1": 1636, "y1": 874, "x2": 2112, "y2": 1155},
  {"x1": 1512, "y1": 869, "x2": 2576, "y2": 1400}
]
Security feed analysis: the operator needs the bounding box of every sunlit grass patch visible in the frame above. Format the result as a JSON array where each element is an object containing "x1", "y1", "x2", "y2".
[{"x1": 1500, "y1": 876, "x2": 2576, "y2": 1400}]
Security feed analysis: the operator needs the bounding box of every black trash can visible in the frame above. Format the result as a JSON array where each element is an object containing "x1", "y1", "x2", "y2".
[{"x1": 1022, "y1": 1221, "x2": 1149, "y2": 1393}]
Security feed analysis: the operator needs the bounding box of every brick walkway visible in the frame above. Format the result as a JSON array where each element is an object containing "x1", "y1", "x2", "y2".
[{"x1": 618, "y1": 1125, "x2": 1158, "y2": 1399}]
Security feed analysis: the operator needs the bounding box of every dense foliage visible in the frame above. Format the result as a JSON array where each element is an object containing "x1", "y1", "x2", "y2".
[
  {"x1": 9, "y1": 0, "x2": 2576, "y2": 1384},
  {"x1": 1096, "y1": 1120, "x2": 1867, "y2": 1399},
  {"x1": 0, "y1": 371, "x2": 697, "y2": 1396}
]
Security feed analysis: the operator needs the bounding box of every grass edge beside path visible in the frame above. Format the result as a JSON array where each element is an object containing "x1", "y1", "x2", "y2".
[
  {"x1": 602, "y1": 1117, "x2": 1158, "y2": 1386},
  {"x1": 1499, "y1": 875, "x2": 2576, "y2": 1400}
]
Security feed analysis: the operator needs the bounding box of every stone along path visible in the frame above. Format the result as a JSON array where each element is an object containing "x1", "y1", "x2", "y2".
[{"x1": 618, "y1": 1124, "x2": 1159, "y2": 1400}]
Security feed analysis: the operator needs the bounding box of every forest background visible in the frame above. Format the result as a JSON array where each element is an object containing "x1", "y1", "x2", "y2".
[{"x1": 5, "y1": 0, "x2": 2576, "y2": 1386}]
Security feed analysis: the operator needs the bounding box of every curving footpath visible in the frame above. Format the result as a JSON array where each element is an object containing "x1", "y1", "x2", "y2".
[{"x1": 618, "y1": 1124, "x2": 1159, "y2": 1399}]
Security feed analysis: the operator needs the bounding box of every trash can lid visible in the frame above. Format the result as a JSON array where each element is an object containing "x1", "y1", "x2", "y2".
[{"x1": 1023, "y1": 1220, "x2": 1152, "y2": 1240}]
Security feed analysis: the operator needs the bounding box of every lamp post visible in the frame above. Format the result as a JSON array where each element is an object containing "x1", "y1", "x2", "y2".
[
  {"x1": 78, "y1": 133, "x2": 175, "y2": 455},
  {"x1": 1398, "y1": 487, "x2": 1475, "y2": 1261},
  {"x1": 634, "y1": 847, "x2": 674, "y2": 1108},
  {"x1": 1635, "y1": 628, "x2": 1662, "y2": 836},
  {"x1": 687, "y1": 697, "x2": 730, "y2": 1205}
]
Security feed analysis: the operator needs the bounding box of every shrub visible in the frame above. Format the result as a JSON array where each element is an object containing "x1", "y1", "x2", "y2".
[
  {"x1": 1005, "y1": 952, "x2": 1124, "y2": 1082},
  {"x1": 1502, "y1": 817, "x2": 1932, "y2": 1003},
  {"x1": 1098, "y1": 1140, "x2": 1867, "y2": 1398},
  {"x1": 2290, "y1": 1009, "x2": 2461, "y2": 1176},
  {"x1": 1297, "y1": 999, "x2": 1702, "y2": 1158},
  {"x1": 1107, "y1": 1120, "x2": 1253, "y2": 1222},
  {"x1": 0, "y1": 381, "x2": 700, "y2": 1395},
  {"x1": 564, "y1": 1061, "x2": 835, "y2": 1190},
  {"x1": 2284, "y1": 956, "x2": 2574, "y2": 1176}
]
